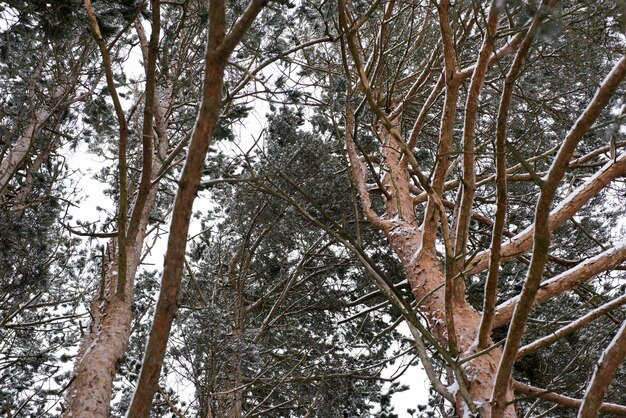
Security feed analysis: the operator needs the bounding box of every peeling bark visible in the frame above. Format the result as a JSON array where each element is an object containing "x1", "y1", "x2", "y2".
[
  {"x1": 63, "y1": 85, "x2": 172, "y2": 417},
  {"x1": 344, "y1": 100, "x2": 517, "y2": 416},
  {"x1": 390, "y1": 229, "x2": 516, "y2": 417},
  {"x1": 63, "y1": 165, "x2": 161, "y2": 415}
]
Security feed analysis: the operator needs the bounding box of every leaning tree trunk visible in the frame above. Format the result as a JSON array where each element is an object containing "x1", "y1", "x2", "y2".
[
  {"x1": 0, "y1": 57, "x2": 85, "y2": 199},
  {"x1": 63, "y1": 187, "x2": 159, "y2": 417},
  {"x1": 0, "y1": 85, "x2": 75, "y2": 199},
  {"x1": 63, "y1": 80, "x2": 171, "y2": 416},
  {"x1": 380, "y1": 136, "x2": 516, "y2": 417},
  {"x1": 0, "y1": 109, "x2": 49, "y2": 197}
]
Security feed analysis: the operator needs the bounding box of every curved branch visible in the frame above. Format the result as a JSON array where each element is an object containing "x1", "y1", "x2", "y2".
[
  {"x1": 62, "y1": 223, "x2": 118, "y2": 238},
  {"x1": 578, "y1": 320, "x2": 626, "y2": 417},
  {"x1": 512, "y1": 381, "x2": 626, "y2": 416},
  {"x1": 454, "y1": 0, "x2": 499, "y2": 314},
  {"x1": 344, "y1": 100, "x2": 391, "y2": 231},
  {"x1": 491, "y1": 52, "x2": 626, "y2": 415}
]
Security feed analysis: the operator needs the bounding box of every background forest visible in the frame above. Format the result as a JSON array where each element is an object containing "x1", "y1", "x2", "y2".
[{"x1": 1, "y1": 0, "x2": 626, "y2": 417}]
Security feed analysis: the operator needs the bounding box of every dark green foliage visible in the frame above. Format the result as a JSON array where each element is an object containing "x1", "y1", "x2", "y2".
[
  {"x1": 375, "y1": 383, "x2": 407, "y2": 418},
  {"x1": 0, "y1": 168, "x2": 85, "y2": 416},
  {"x1": 166, "y1": 106, "x2": 413, "y2": 416}
]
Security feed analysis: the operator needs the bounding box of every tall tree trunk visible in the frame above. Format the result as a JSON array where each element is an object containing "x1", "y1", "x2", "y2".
[
  {"x1": 127, "y1": 0, "x2": 269, "y2": 413},
  {"x1": 380, "y1": 132, "x2": 516, "y2": 416},
  {"x1": 63, "y1": 84, "x2": 171, "y2": 416},
  {"x1": 227, "y1": 279, "x2": 245, "y2": 417},
  {"x1": 63, "y1": 184, "x2": 160, "y2": 417},
  {"x1": 392, "y1": 234, "x2": 516, "y2": 417},
  {"x1": 344, "y1": 107, "x2": 517, "y2": 415}
]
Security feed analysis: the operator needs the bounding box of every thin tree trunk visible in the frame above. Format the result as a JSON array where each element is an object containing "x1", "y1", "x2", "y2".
[
  {"x1": 0, "y1": 109, "x2": 51, "y2": 198},
  {"x1": 127, "y1": 0, "x2": 268, "y2": 413},
  {"x1": 227, "y1": 280, "x2": 245, "y2": 417}
]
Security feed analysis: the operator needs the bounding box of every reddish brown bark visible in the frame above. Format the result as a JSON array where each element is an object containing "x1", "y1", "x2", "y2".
[
  {"x1": 468, "y1": 153, "x2": 626, "y2": 276},
  {"x1": 578, "y1": 320, "x2": 626, "y2": 417},
  {"x1": 338, "y1": 0, "x2": 515, "y2": 414},
  {"x1": 490, "y1": 54, "x2": 626, "y2": 417},
  {"x1": 513, "y1": 381, "x2": 626, "y2": 416},
  {"x1": 63, "y1": 6, "x2": 171, "y2": 408},
  {"x1": 126, "y1": 0, "x2": 268, "y2": 414},
  {"x1": 62, "y1": 97, "x2": 172, "y2": 412}
]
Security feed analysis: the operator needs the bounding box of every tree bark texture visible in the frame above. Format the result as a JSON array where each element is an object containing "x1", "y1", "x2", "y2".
[
  {"x1": 339, "y1": 0, "x2": 626, "y2": 413},
  {"x1": 63, "y1": 83, "x2": 171, "y2": 416},
  {"x1": 62, "y1": 203, "x2": 154, "y2": 417},
  {"x1": 127, "y1": 0, "x2": 268, "y2": 414}
]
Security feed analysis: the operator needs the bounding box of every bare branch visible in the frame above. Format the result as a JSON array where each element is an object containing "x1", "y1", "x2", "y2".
[
  {"x1": 517, "y1": 292, "x2": 626, "y2": 359},
  {"x1": 494, "y1": 244, "x2": 626, "y2": 327},
  {"x1": 468, "y1": 152, "x2": 626, "y2": 276},
  {"x1": 578, "y1": 319, "x2": 626, "y2": 417},
  {"x1": 455, "y1": 2, "x2": 499, "y2": 340},
  {"x1": 85, "y1": 0, "x2": 130, "y2": 295},
  {"x1": 491, "y1": 53, "x2": 626, "y2": 415},
  {"x1": 512, "y1": 381, "x2": 626, "y2": 416},
  {"x1": 128, "y1": 1, "x2": 160, "y2": 245}
]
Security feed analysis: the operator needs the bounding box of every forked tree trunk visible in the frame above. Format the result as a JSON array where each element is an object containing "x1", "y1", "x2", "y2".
[
  {"x1": 63, "y1": 82, "x2": 171, "y2": 415},
  {"x1": 378, "y1": 167, "x2": 516, "y2": 416},
  {"x1": 63, "y1": 188, "x2": 158, "y2": 417},
  {"x1": 345, "y1": 111, "x2": 517, "y2": 415},
  {"x1": 389, "y1": 230, "x2": 516, "y2": 417}
]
